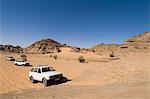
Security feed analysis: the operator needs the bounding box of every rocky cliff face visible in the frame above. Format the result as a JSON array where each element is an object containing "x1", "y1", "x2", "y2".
[{"x1": 23, "y1": 39, "x2": 62, "y2": 54}]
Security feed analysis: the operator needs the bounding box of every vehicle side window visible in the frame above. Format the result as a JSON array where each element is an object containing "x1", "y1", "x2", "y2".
[
  {"x1": 35, "y1": 68, "x2": 38, "y2": 72},
  {"x1": 38, "y1": 69, "x2": 41, "y2": 73},
  {"x1": 31, "y1": 68, "x2": 34, "y2": 72},
  {"x1": 31, "y1": 68, "x2": 35, "y2": 72},
  {"x1": 31, "y1": 68, "x2": 37, "y2": 72}
]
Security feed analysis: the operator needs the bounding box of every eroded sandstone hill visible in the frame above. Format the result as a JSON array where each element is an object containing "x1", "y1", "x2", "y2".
[
  {"x1": 23, "y1": 39, "x2": 63, "y2": 54},
  {"x1": 125, "y1": 31, "x2": 150, "y2": 43},
  {"x1": 91, "y1": 31, "x2": 150, "y2": 55}
]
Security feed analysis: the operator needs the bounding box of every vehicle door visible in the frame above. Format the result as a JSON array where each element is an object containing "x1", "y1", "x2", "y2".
[
  {"x1": 32, "y1": 68, "x2": 38, "y2": 80},
  {"x1": 19, "y1": 61, "x2": 23, "y2": 65},
  {"x1": 18, "y1": 61, "x2": 21, "y2": 65},
  {"x1": 36, "y1": 68, "x2": 43, "y2": 81}
]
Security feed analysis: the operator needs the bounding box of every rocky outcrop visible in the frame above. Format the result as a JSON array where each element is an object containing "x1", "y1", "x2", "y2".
[
  {"x1": 24, "y1": 39, "x2": 62, "y2": 54},
  {"x1": 70, "y1": 47, "x2": 81, "y2": 53},
  {"x1": 0, "y1": 45, "x2": 23, "y2": 53},
  {"x1": 123, "y1": 31, "x2": 150, "y2": 50},
  {"x1": 125, "y1": 31, "x2": 150, "y2": 44},
  {"x1": 90, "y1": 31, "x2": 150, "y2": 55}
]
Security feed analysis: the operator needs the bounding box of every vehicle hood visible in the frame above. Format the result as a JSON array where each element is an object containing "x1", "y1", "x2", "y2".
[{"x1": 42, "y1": 71, "x2": 62, "y2": 76}]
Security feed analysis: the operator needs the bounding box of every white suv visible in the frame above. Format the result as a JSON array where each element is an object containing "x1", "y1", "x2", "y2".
[
  {"x1": 29, "y1": 65, "x2": 63, "y2": 86},
  {"x1": 14, "y1": 60, "x2": 30, "y2": 66}
]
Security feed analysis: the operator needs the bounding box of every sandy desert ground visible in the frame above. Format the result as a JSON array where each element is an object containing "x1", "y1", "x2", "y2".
[{"x1": 0, "y1": 47, "x2": 150, "y2": 99}]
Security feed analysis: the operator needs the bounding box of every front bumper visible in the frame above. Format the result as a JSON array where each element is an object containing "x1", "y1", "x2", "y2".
[{"x1": 50, "y1": 74, "x2": 62, "y2": 81}]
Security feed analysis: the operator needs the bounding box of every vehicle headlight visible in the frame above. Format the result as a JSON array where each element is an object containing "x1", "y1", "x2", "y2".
[{"x1": 47, "y1": 76, "x2": 51, "y2": 80}]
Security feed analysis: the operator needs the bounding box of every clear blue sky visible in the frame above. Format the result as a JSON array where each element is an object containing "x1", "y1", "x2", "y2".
[{"x1": 0, "y1": 0, "x2": 149, "y2": 48}]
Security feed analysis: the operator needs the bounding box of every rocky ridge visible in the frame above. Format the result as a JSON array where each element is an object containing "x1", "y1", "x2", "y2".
[
  {"x1": 1, "y1": 31, "x2": 149, "y2": 54},
  {"x1": 91, "y1": 31, "x2": 150, "y2": 56}
]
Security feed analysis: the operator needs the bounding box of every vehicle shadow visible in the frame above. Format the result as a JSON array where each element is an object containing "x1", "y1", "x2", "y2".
[
  {"x1": 48, "y1": 76, "x2": 71, "y2": 86},
  {"x1": 25, "y1": 64, "x2": 33, "y2": 67},
  {"x1": 16, "y1": 64, "x2": 33, "y2": 67}
]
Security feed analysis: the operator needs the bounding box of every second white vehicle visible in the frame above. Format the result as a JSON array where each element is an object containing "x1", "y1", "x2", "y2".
[{"x1": 14, "y1": 59, "x2": 30, "y2": 66}]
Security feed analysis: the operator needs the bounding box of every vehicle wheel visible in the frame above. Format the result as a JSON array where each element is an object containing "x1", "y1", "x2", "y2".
[
  {"x1": 30, "y1": 76, "x2": 36, "y2": 83},
  {"x1": 42, "y1": 78, "x2": 48, "y2": 86},
  {"x1": 59, "y1": 78, "x2": 63, "y2": 82}
]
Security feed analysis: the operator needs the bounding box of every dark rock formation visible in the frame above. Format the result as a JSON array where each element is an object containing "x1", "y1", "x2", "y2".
[
  {"x1": 70, "y1": 47, "x2": 81, "y2": 53},
  {"x1": 24, "y1": 39, "x2": 62, "y2": 54},
  {"x1": 0, "y1": 45, "x2": 23, "y2": 53}
]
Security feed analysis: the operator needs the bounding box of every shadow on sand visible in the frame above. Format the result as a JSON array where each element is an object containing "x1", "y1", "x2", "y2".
[
  {"x1": 47, "y1": 76, "x2": 72, "y2": 86},
  {"x1": 24, "y1": 64, "x2": 33, "y2": 67},
  {"x1": 32, "y1": 76, "x2": 71, "y2": 86},
  {"x1": 15, "y1": 64, "x2": 33, "y2": 67}
]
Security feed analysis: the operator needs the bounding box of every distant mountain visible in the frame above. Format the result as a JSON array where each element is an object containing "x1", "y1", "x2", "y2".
[{"x1": 23, "y1": 39, "x2": 63, "y2": 54}]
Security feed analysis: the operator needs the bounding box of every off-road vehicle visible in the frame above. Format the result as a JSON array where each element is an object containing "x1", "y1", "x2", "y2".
[
  {"x1": 29, "y1": 65, "x2": 63, "y2": 86},
  {"x1": 5, "y1": 55, "x2": 15, "y2": 61},
  {"x1": 14, "y1": 59, "x2": 30, "y2": 66}
]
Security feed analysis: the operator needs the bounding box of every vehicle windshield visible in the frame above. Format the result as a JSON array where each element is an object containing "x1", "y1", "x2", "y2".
[
  {"x1": 42, "y1": 67, "x2": 55, "y2": 72},
  {"x1": 20, "y1": 61, "x2": 25, "y2": 62},
  {"x1": 17, "y1": 60, "x2": 25, "y2": 62}
]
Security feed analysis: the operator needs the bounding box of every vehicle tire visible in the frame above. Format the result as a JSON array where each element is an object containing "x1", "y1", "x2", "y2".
[
  {"x1": 59, "y1": 77, "x2": 63, "y2": 83},
  {"x1": 42, "y1": 78, "x2": 48, "y2": 86},
  {"x1": 30, "y1": 76, "x2": 36, "y2": 83}
]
